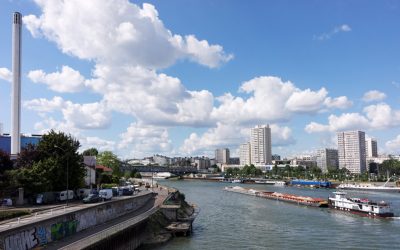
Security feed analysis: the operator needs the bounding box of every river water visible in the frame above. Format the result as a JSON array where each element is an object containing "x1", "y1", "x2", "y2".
[{"x1": 144, "y1": 180, "x2": 400, "y2": 250}]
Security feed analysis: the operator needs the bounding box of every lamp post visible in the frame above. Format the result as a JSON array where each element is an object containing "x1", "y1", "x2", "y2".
[{"x1": 54, "y1": 145, "x2": 69, "y2": 206}]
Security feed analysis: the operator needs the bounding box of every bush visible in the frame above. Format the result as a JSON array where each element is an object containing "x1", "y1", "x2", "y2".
[{"x1": 0, "y1": 210, "x2": 30, "y2": 221}]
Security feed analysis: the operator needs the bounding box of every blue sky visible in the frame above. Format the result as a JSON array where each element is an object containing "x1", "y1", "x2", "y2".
[{"x1": 0, "y1": 0, "x2": 399, "y2": 158}]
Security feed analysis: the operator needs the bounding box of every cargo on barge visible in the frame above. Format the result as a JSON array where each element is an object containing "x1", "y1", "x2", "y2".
[{"x1": 224, "y1": 186, "x2": 328, "y2": 207}]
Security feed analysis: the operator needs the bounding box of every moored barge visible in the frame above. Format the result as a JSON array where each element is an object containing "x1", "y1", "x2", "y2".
[{"x1": 224, "y1": 186, "x2": 328, "y2": 207}]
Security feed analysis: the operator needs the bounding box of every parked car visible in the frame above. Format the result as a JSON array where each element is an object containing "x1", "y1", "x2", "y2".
[
  {"x1": 56, "y1": 190, "x2": 74, "y2": 202},
  {"x1": 2, "y1": 198, "x2": 12, "y2": 206},
  {"x1": 99, "y1": 189, "x2": 113, "y2": 200},
  {"x1": 83, "y1": 194, "x2": 101, "y2": 204},
  {"x1": 77, "y1": 188, "x2": 91, "y2": 199},
  {"x1": 122, "y1": 188, "x2": 133, "y2": 196},
  {"x1": 36, "y1": 192, "x2": 56, "y2": 205}
]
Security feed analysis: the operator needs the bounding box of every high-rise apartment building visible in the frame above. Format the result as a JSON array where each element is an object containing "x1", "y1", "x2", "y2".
[
  {"x1": 316, "y1": 148, "x2": 338, "y2": 173},
  {"x1": 215, "y1": 148, "x2": 230, "y2": 164},
  {"x1": 365, "y1": 138, "x2": 378, "y2": 157},
  {"x1": 337, "y1": 131, "x2": 366, "y2": 174},
  {"x1": 250, "y1": 125, "x2": 272, "y2": 165},
  {"x1": 239, "y1": 142, "x2": 251, "y2": 166}
]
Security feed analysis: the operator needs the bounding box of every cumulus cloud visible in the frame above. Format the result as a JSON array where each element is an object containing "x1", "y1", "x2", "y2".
[
  {"x1": 305, "y1": 103, "x2": 400, "y2": 133},
  {"x1": 315, "y1": 24, "x2": 352, "y2": 41},
  {"x1": 180, "y1": 123, "x2": 295, "y2": 155},
  {"x1": 28, "y1": 66, "x2": 85, "y2": 93},
  {"x1": 211, "y1": 76, "x2": 352, "y2": 125},
  {"x1": 0, "y1": 68, "x2": 12, "y2": 82},
  {"x1": 24, "y1": 96, "x2": 66, "y2": 113},
  {"x1": 118, "y1": 122, "x2": 172, "y2": 158},
  {"x1": 324, "y1": 96, "x2": 353, "y2": 109},
  {"x1": 386, "y1": 135, "x2": 400, "y2": 153},
  {"x1": 362, "y1": 90, "x2": 386, "y2": 102},
  {"x1": 25, "y1": 96, "x2": 111, "y2": 130},
  {"x1": 23, "y1": 0, "x2": 232, "y2": 69}
]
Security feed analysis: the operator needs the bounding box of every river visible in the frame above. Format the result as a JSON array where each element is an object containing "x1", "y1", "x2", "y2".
[{"x1": 142, "y1": 179, "x2": 400, "y2": 249}]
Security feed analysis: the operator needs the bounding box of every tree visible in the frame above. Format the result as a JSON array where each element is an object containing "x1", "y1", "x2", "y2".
[
  {"x1": 83, "y1": 148, "x2": 99, "y2": 156},
  {"x1": 9, "y1": 130, "x2": 86, "y2": 193},
  {"x1": 16, "y1": 144, "x2": 40, "y2": 169},
  {"x1": 96, "y1": 151, "x2": 122, "y2": 176},
  {"x1": 0, "y1": 150, "x2": 13, "y2": 174}
]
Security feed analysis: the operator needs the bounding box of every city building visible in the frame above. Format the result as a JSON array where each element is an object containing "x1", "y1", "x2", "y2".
[
  {"x1": 153, "y1": 154, "x2": 170, "y2": 166},
  {"x1": 83, "y1": 156, "x2": 96, "y2": 187},
  {"x1": 337, "y1": 130, "x2": 367, "y2": 174},
  {"x1": 193, "y1": 157, "x2": 211, "y2": 170},
  {"x1": 250, "y1": 125, "x2": 272, "y2": 165},
  {"x1": 239, "y1": 142, "x2": 251, "y2": 166},
  {"x1": 365, "y1": 138, "x2": 378, "y2": 157},
  {"x1": 215, "y1": 148, "x2": 230, "y2": 164},
  {"x1": 315, "y1": 148, "x2": 338, "y2": 173},
  {"x1": 272, "y1": 154, "x2": 281, "y2": 161},
  {"x1": 0, "y1": 134, "x2": 42, "y2": 154},
  {"x1": 229, "y1": 157, "x2": 240, "y2": 165}
]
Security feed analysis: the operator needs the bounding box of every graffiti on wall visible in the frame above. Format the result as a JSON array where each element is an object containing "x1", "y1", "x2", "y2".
[
  {"x1": 77, "y1": 211, "x2": 97, "y2": 231},
  {"x1": 4, "y1": 228, "x2": 38, "y2": 250},
  {"x1": 51, "y1": 220, "x2": 78, "y2": 241}
]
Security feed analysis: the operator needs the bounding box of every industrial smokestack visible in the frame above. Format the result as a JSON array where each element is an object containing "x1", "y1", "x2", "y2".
[{"x1": 11, "y1": 12, "x2": 22, "y2": 155}]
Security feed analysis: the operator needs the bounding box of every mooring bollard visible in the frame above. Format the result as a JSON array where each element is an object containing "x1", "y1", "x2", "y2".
[
  {"x1": 17, "y1": 218, "x2": 20, "y2": 224},
  {"x1": 35, "y1": 212, "x2": 38, "y2": 218},
  {"x1": 64, "y1": 206, "x2": 66, "y2": 212},
  {"x1": 51, "y1": 209, "x2": 53, "y2": 215}
]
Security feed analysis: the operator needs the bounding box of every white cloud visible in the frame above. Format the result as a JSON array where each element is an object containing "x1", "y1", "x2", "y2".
[
  {"x1": 180, "y1": 123, "x2": 295, "y2": 155},
  {"x1": 25, "y1": 96, "x2": 111, "y2": 130},
  {"x1": 385, "y1": 135, "x2": 400, "y2": 153},
  {"x1": 62, "y1": 102, "x2": 111, "y2": 129},
  {"x1": 362, "y1": 90, "x2": 386, "y2": 102},
  {"x1": 315, "y1": 24, "x2": 352, "y2": 41},
  {"x1": 0, "y1": 68, "x2": 12, "y2": 82},
  {"x1": 305, "y1": 103, "x2": 400, "y2": 133},
  {"x1": 363, "y1": 103, "x2": 400, "y2": 129},
  {"x1": 80, "y1": 136, "x2": 116, "y2": 152},
  {"x1": 24, "y1": 96, "x2": 66, "y2": 112},
  {"x1": 28, "y1": 66, "x2": 85, "y2": 93},
  {"x1": 285, "y1": 88, "x2": 328, "y2": 112},
  {"x1": 23, "y1": 0, "x2": 232, "y2": 69},
  {"x1": 211, "y1": 76, "x2": 352, "y2": 125},
  {"x1": 324, "y1": 96, "x2": 353, "y2": 109},
  {"x1": 118, "y1": 122, "x2": 172, "y2": 158}
]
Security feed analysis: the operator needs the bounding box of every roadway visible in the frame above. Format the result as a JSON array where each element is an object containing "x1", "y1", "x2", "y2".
[{"x1": 45, "y1": 187, "x2": 169, "y2": 249}]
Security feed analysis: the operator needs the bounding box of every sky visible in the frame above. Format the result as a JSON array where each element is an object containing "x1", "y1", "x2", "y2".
[{"x1": 0, "y1": 0, "x2": 400, "y2": 159}]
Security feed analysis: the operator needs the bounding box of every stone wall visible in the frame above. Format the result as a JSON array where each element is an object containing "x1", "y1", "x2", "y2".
[{"x1": 0, "y1": 192, "x2": 153, "y2": 250}]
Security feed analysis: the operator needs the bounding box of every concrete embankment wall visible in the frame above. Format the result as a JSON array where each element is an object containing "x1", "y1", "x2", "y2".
[{"x1": 0, "y1": 193, "x2": 153, "y2": 250}]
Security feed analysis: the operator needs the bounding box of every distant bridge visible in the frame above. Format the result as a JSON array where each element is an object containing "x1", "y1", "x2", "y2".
[{"x1": 120, "y1": 162, "x2": 198, "y2": 175}]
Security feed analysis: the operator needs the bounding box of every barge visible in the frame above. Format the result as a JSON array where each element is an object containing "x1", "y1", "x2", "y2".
[
  {"x1": 328, "y1": 192, "x2": 394, "y2": 218},
  {"x1": 224, "y1": 186, "x2": 328, "y2": 207}
]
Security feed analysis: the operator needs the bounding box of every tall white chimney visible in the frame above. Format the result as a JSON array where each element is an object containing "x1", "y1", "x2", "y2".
[{"x1": 11, "y1": 12, "x2": 22, "y2": 155}]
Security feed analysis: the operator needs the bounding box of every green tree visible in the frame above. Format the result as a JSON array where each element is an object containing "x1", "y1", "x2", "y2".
[
  {"x1": 9, "y1": 130, "x2": 86, "y2": 193},
  {"x1": 0, "y1": 150, "x2": 14, "y2": 193},
  {"x1": 97, "y1": 151, "x2": 122, "y2": 176},
  {"x1": 16, "y1": 144, "x2": 40, "y2": 169},
  {"x1": 82, "y1": 148, "x2": 99, "y2": 156}
]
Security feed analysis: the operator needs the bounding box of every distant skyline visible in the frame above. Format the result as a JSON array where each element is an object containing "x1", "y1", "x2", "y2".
[{"x1": 0, "y1": 0, "x2": 400, "y2": 158}]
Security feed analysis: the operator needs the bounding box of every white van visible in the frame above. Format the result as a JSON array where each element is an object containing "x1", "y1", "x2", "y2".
[
  {"x1": 58, "y1": 190, "x2": 74, "y2": 201},
  {"x1": 99, "y1": 189, "x2": 113, "y2": 200}
]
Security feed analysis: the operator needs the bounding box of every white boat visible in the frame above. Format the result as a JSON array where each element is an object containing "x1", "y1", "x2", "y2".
[
  {"x1": 337, "y1": 177, "x2": 400, "y2": 192},
  {"x1": 254, "y1": 180, "x2": 286, "y2": 186},
  {"x1": 328, "y1": 192, "x2": 394, "y2": 218},
  {"x1": 231, "y1": 179, "x2": 242, "y2": 183},
  {"x1": 152, "y1": 172, "x2": 174, "y2": 179}
]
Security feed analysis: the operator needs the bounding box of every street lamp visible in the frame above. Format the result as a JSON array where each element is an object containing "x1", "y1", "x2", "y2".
[{"x1": 54, "y1": 145, "x2": 69, "y2": 206}]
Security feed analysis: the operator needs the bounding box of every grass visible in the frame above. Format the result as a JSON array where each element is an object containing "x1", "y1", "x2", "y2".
[{"x1": 0, "y1": 210, "x2": 31, "y2": 221}]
